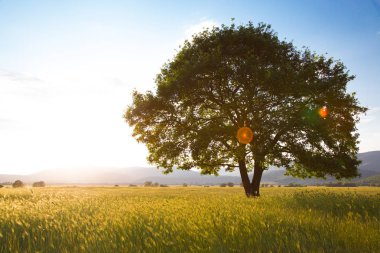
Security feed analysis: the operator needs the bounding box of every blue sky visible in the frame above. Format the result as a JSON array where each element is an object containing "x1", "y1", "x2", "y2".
[{"x1": 0, "y1": 0, "x2": 379, "y2": 174}]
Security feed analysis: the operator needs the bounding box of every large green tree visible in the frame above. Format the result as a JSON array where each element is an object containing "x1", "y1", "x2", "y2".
[{"x1": 125, "y1": 22, "x2": 366, "y2": 197}]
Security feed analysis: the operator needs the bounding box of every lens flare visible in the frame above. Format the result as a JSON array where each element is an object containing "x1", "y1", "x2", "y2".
[
  {"x1": 319, "y1": 106, "x2": 328, "y2": 119},
  {"x1": 237, "y1": 127, "x2": 254, "y2": 144}
]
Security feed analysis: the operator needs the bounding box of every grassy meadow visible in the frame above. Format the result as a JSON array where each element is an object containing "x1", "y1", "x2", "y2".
[{"x1": 0, "y1": 186, "x2": 379, "y2": 253}]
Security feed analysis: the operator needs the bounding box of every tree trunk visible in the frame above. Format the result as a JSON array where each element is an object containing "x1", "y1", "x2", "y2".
[
  {"x1": 238, "y1": 160, "x2": 251, "y2": 197},
  {"x1": 238, "y1": 158, "x2": 265, "y2": 197},
  {"x1": 250, "y1": 163, "x2": 264, "y2": 197}
]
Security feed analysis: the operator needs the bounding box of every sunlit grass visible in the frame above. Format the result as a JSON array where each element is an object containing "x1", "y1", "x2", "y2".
[{"x1": 0, "y1": 186, "x2": 379, "y2": 252}]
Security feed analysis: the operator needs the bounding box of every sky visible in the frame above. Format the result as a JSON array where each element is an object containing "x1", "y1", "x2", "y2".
[{"x1": 0, "y1": 0, "x2": 379, "y2": 174}]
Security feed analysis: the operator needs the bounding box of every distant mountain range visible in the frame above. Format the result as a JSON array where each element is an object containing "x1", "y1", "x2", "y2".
[{"x1": 1, "y1": 151, "x2": 379, "y2": 185}]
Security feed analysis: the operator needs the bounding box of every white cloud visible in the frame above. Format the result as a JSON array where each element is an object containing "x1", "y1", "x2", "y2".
[
  {"x1": 358, "y1": 106, "x2": 380, "y2": 152},
  {"x1": 359, "y1": 107, "x2": 380, "y2": 124},
  {"x1": 0, "y1": 69, "x2": 43, "y2": 83},
  {"x1": 173, "y1": 19, "x2": 219, "y2": 50},
  {"x1": 0, "y1": 69, "x2": 47, "y2": 97},
  {"x1": 0, "y1": 67, "x2": 151, "y2": 174},
  {"x1": 359, "y1": 131, "x2": 380, "y2": 152},
  {"x1": 182, "y1": 19, "x2": 219, "y2": 43}
]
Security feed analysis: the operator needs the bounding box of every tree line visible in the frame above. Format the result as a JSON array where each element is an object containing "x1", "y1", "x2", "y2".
[{"x1": 0, "y1": 180, "x2": 46, "y2": 188}]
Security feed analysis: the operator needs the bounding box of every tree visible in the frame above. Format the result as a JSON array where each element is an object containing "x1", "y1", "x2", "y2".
[
  {"x1": 32, "y1": 181, "x2": 46, "y2": 187},
  {"x1": 144, "y1": 181, "x2": 153, "y2": 187},
  {"x1": 125, "y1": 22, "x2": 366, "y2": 197},
  {"x1": 12, "y1": 180, "x2": 25, "y2": 188}
]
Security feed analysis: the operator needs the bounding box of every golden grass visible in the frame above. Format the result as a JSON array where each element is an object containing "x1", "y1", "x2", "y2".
[{"x1": 1, "y1": 186, "x2": 379, "y2": 252}]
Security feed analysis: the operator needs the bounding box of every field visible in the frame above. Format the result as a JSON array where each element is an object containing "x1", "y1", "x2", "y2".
[{"x1": 0, "y1": 187, "x2": 379, "y2": 253}]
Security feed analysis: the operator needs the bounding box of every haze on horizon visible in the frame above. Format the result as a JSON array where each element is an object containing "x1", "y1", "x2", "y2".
[{"x1": 1, "y1": 0, "x2": 380, "y2": 175}]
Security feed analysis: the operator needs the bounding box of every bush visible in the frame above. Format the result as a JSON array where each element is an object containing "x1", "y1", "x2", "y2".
[
  {"x1": 182, "y1": 183, "x2": 188, "y2": 187},
  {"x1": 144, "y1": 182, "x2": 160, "y2": 187},
  {"x1": 32, "y1": 181, "x2": 46, "y2": 187},
  {"x1": 227, "y1": 182, "x2": 234, "y2": 187},
  {"x1": 144, "y1": 181, "x2": 153, "y2": 187},
  {"x1": 12, "y1": 180, "x2": 25, "y2": 188},
  {"x1": 160, "y1": 184, "x2": 168, "y2": 187},
  {"x1": 220, "y1": 183, "x2": 227, "y2": 187},
  {"x1": 286, "y1": 183, "x2": 305, "y2": 187},
  {"x1": 129, "y1": 184, "x2": 137, "y2": 187},
  {"x1": 0, "y1": 185, "x2": 3, "y2": 188},
  {"x1": 325, "y1": 182, "x2": 357, "y2": 187}
]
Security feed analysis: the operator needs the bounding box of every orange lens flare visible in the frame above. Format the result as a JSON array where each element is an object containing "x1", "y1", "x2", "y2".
[
  {"x1": 319, "y1": 106, "x2": 328, "y2": 119},
  {"x1": 237, "y1": 127, "x2": 254, "y2": 144}
]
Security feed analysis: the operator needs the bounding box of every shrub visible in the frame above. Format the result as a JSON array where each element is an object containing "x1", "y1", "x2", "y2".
[
  {"x1": 325, "y1": 182, "x2": 357, "y2": 187},
  {"x1": 160, "y1": 184, "x2": 168, "y2": 187},
  {"x1": 220, "y1": 183, "x2": 227, "y2": 187},
  {"x1": 153, "y1": 182, "x2": 160, "y2": 187},
  {"x1": 12, "y1": 180, "x2": 25, "y2": 188},
  {"x1": 32, "y1": 181, "x2": 46, "y2": 187},
  {"x1": 0, "y1": 185, "x2": 3, "y2": 188},
  {"x1": 144, "y1": 181, "x2": 153, "y2": 187},
  {"x1": 227, "y1": 182, "x2": 234, "y2": 187},
  {"x1": 129, "y1": 184, "x2": 137, "y2": 187},
  {"x1": 182, "y1": 183, "x2": 188, "y2": 187},
  {"x1": 286, "y1": 183, "x2": 304, "y2": 187}
]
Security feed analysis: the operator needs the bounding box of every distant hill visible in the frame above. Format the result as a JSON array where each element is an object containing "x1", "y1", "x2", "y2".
[
  {"x1": 356, "y1": 174, "x2": 380, "y2": 185},
  {"x1": 1, "y1": 151, "x2": 379, "y2": 185},
  {"x1": 0, "y1": 167, "x2": 242, "y2": 185},
  {"x1": 357, "y1": 151, "x2": 380, "y2": 177},
  {"x1": 264, "y1": 151, "x2": 380, "y2": 185}
]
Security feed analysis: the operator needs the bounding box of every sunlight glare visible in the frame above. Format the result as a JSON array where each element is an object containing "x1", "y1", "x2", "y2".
[
  {"x1": 237, "y1": 127, "x2": 254, "y2": 144},
  {"x1": 319, "y1": 106, "x2": 328, "y2": 119}
]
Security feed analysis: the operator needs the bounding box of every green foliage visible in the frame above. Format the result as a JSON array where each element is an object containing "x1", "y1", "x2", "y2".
[
  {"x1": 0, "y1": 187, "x2": 379, "y2": 252},
  {"x1": 125, "y1": 21, "x2": 366, "y2": 196},
  {"x1": 12, "y1": 180, "x2": 25, "y2": 188}
]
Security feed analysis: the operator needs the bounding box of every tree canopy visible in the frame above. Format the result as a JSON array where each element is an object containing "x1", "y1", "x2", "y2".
[{"x1": 125, "y1": 22, "x2": 367, "y2": 196}]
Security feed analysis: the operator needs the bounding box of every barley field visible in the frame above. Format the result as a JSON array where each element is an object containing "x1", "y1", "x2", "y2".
[{"x1": 0, "y1": 186, "x2": 379, "y2": 253}]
